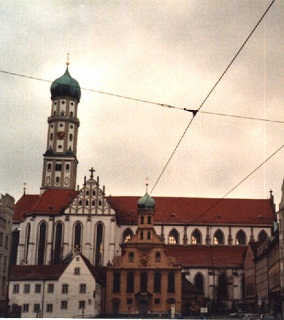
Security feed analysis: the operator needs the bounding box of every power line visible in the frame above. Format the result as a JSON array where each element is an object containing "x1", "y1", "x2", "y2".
[
  {"x1": 150, "y1": 0, "x2": 276, "y2": 194},
  {"x1": 193, "y1": 143, "x2": 284, "y2": 223}
]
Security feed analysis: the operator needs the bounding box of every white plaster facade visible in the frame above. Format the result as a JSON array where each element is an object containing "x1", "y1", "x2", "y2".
[{"x1": 9, "y1": 253, "x2": 102, "y2": 318}]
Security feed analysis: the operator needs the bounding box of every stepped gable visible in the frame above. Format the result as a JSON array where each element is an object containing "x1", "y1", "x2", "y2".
[
  {"x1": 109, "y1": 196, "x2": 275, "y2": 225},
  {"x1": 10, "y1": 265, "x2": 67, "y2": 281},
  {"x1": 13, "y1": 189, "x2": 77, "y2": 222},
  {"x1": 165, "y1": 245, "x2": 246, "y2": 268}
]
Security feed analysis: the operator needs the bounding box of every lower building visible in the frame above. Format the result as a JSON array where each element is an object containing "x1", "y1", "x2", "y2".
[
  {"x1": 9, "y1": 252, "x2": 103, "y2": 318},
  {"x1": 0, "y1": 193, "x2": 14, "y2": 317},
  {"x1": 105, "y1": 191, "x2": 182, "y2": 317}
]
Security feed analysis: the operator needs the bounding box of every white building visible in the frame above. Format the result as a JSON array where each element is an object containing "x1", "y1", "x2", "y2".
[{"x1": 9, "y1": 252, "x2": 102, "y2": 318}]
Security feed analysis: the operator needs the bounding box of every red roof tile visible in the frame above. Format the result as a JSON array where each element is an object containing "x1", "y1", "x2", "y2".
[
  {"x1": 13, "y1": 189, "x2": 77, "y2": 222},
  {"x1": 108, "y1": 196, "x2": 275, "y2": 226},
  {"x1": 165, "y1": 245, "x2": 246, "y2": 268},
  {"x1": 10, "y1": 265, "x2": 67, "y2": 280}
]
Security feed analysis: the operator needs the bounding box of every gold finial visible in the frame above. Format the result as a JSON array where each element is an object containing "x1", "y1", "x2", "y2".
[
  {"x1": 23, "y1": 182, "x2": 27, "y2": 195},
  {"x1": 66, "y1": 53, "x2": 70, "y2": 66},
  {"x1": 145, "y1": 177, "x2": 150, "y2": 193}
]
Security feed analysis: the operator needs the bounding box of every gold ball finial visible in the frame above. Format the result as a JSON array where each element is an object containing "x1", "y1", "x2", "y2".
[{"x1": 66, "y1": 53, "x2": 70, "y2": 66}]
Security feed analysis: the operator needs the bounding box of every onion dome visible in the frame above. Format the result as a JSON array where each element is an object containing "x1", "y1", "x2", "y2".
[
  {"x1": 138, "y1": 192, "x2": 155, "y2": 210},
  {"x1": 50, "y1": 65, "x2": 81, "y2": 101}
]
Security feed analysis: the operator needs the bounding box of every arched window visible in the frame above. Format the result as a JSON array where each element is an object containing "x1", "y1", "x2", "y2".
[
  {"x1": 140, "y1": 231, "x2": 144, "y2": 240},
  {"x1": 154, "y1": 272, "x2": 161, "y2": 292},
  {"x1": 47, "y1": 163, "x2": 52, "y2": 171},
  {"x1": 123, "y1": 228, "x2": 133, "y2": 243},
  {"x1": 95, "y1": 223, "x2": 104, "y2": 266},
  {"x1": 213, "y1": 229, "x2": 224, "y2": 245},
  {"x1": 191, "y1": 229, "x2": 202, "y2": 244},
  {"x1": 236, "y1": 229, "x2": 246, "y2": 245},
  {"x1": 140, "y1": 272, "x2": 148, "y2": 292},
  {"x1": 217, "y1": 272, "x2": 228, "y2": 299},
  {"x1": 168, "y1": 272, "x2": 175, "y2": 292},
  {"x1": 147, "y1": 231, "x2": 151, "y2": 240},
  {"x1": 55, "y1": 177, "x2": 60, "y2": 185},
  {"x1": 128, "y1": 252, "x2": 134, "y2": 261},
  {"x1": 54, "y1": 222, "x2": 63, "y2": 265},
  {"x1": 65, "y1": 164, "x2": 70, "y2": 172},
  {"x1": 127, "y1": 272, "x2": 134, "y2": 292},
  {"x1": 10, "y1": 229, "x2": 20, "y2": 265},
  {"x1": 169, "y1": 229, "x2": 179, "y2": 244},
  {"x1": 194, "y1": 273, "x2": 204, "y2": 293},
  {"x1": 140, "y1": 215, "x2": 144, "y2": 224},
  {"x1": 69, "y1": 134, "x2": 73, "y2": 141},
  {"x1": 74, "y1": 222, "x2": 82, "y2": 251},
  {"x1": 155, "y1": 252, "x2": 161, "y2": 262},
  {"x1": 37, "y1": 222, "x2": 47, "y2": 265},
  {"x1": 147, "y1": 216, "x2": 152, "y2": 224},
  {"x1": 24, "y1": 223, "x2": 31, "y2": 262},
  {"x1": 258, "y1": 230, "x2": 268, "y2": 243}
]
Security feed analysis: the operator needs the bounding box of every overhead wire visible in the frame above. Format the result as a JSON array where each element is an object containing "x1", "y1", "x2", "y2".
[
  {"x1": 1, "y1": 69, "x2": 283, "y2": 124},
  {"x1": 149, "y1": 0, "x2": 276, "y2": 194},
  {"x1": 193, "y1": 143, "x2": 284, "y2": 223}
]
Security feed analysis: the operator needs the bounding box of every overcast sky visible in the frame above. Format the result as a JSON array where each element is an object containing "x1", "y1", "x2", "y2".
[{"x1": 1, "y1": 0, "x2": 284, "y2": 206}]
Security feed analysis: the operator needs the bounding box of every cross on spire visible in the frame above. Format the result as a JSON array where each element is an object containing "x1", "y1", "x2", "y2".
[
  {"x1": 89, "y1": 167, "x2": 95, "y2": 179},
  {"x1": 66, "y1": 52, "x2": 70, "y2": 66}
]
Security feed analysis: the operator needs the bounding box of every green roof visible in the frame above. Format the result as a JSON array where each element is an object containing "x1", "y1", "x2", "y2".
[{"x1": 50, "y1": 67, "x2": 81, "y2": 101}]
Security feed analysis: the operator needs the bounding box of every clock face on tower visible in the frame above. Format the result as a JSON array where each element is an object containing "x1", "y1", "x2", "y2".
[{"x1": 56, "y1": 130, "x2": 66, "y2": 140}]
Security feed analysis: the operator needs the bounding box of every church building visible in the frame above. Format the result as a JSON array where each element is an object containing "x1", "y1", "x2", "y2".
[{"x1": 9, "y1": 62, "x2": 276, "y2": 317}]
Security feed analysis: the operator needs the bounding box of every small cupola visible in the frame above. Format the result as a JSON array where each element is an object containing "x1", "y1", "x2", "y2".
[{"x1": 137, "y1": 184, "x2": 155, "y2": 210}]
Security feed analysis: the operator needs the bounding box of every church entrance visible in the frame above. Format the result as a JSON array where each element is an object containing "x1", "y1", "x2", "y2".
[{"x1": 139, "y1": 300, "x2": 148, "y2": 316}]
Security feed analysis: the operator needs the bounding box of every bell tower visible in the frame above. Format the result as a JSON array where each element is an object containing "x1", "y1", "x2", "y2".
[{"x1": 41, "y1": 59, "x2": 81, "y2": 191}]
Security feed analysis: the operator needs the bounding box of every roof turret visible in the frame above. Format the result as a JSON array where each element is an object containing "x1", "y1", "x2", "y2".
[{"x1": 137, "y1": 186, "x2": 155, "y2": 210}]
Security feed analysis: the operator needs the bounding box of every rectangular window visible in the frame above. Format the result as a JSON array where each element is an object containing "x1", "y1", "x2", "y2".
[
  {"x1": 47, "y1": 283, "x2": 54, "y2": 293},
  {"x1": 61, "y1": 301, "x2": 68, "y2": 310},
  {"x1": 33, "y1": 304, "x2": 40, "y2": 313},
  {"x1": 78, "y1": 300, "x2": 85, "y2": 309},
  {"x1": 24, "y1": 284, "x2": 30, "y2": 294},
  {"x1": 113, "y1": 272, "x2": 120, "y2": 292},
  {"x1": 62, "y1": 284, "x2": 68, "y2": 294},
  {"x1": 13, "y1": 284, "x2": 19, "y2": 294},
  {"x1": 74, "y1": 267, "x2": 80, "y2": 275},
  {"x1": 80, "y1": 284, "x2": 86, "y2": 294},
  {"x1": 46, "y1": 304, "x2": 53, "y2": 313},
  {"x1": 22, "y1": 304, "x2": 29, "y2": 313},
  {"x1": 35, "y1": 284, "x2": 41, "y2": 293}
]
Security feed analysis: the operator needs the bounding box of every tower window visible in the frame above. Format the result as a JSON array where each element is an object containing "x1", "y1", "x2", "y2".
[
  {"x1": 47, "y1": 163, "x2": 52, "y2": 171},
  {"x1": 53, "y1": 111, "x2": 56, "y2": 116},
  {"x1": 147, "y1": 232, "x2": 151, "y2": 240},
  {"x1": 56, "y1": 177, "x2": 60, "y2": 185},
  {"x1": 70, "y1": 112, "x2": 74, "y2": 117},
  {"x1": 65, "y1": 164, "x2": 70, "y2": 172},
  {"x1": 147, "y1": 216, "x2": 152, "y2": 224},
  {"x1": 50, "y1": 133, "x2": 53, "y2": 140},
  {"x1": 55, "y1": 164, "x2": 62, "y2": 171},
  {"x1": 61, "y1": 110, "x2": 65, "y2": 115},
  {"x1": 69, "y1": 134, "x2": 73, "y2": 141},
  {"x1": 61, "y1": 100, "x2": 65, "y2": 105},
  {"x1": 92, "y1": 200, "x2": 95, "y2": 206}
]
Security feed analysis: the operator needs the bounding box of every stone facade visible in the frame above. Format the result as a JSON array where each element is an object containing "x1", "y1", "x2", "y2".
[{"x1": 0, "y1": 193, "x2": 14, "y2": 317}]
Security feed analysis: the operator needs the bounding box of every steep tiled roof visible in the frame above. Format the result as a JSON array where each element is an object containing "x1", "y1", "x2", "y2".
[
  {"x1": 13, "y1": 189, "x2": 77, "y2": 222},
  {"x1": 165, "y1": 245, "x2": 246, "y2": 268},
  {"x1": 109, "y1": 196, "x2": 275, "y2": 226},
  {"x1": 80, "y1": 254, "x2": 106, "y2": 285},
  {"x1": 10, "y1": 265, "x2": 67, "y2": 280}
]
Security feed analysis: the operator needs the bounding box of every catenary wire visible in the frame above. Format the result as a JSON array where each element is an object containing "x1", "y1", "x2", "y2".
[
  {"x1": 149, "y1": 0, "x2": 276, "y2": 194},
  {"x1": 193, "y1": 143, "x2": 284, "y2": 223}
]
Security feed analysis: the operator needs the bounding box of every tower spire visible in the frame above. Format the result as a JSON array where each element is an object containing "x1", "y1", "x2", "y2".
[{"x1": 66, "y1": 52, "x2": 70, "y2": 66}]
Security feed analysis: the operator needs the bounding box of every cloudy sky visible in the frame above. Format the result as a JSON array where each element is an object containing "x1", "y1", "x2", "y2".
[{"x1": 1, "y1": 0, "x2": 284, "y2": 206}]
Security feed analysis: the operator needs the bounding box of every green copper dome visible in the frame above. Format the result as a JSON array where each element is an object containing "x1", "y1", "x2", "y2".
[
  {"x1": 138, "y1": 192, "x2": 155, "y2": 210},
  {"x1": 50, "y1": 66, "x2": 81, "y2": 101}
]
